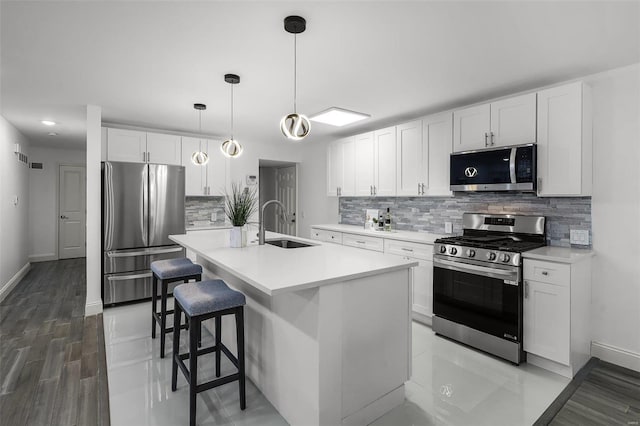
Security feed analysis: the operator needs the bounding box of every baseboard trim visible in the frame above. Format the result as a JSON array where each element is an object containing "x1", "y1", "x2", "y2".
[
  {"x1": 591, "y1": 341, "x2": 640, "y2": 373},
  {"x1": 412, "y1": 311, "x2": 432, "y2": 326},
  {"x1": 29, "y1": 253, "x2": 58, "y2": 262},
  {"x1": 0, "y1": 262, "x2": 31, "y2": 303},
  {"x1": 85, "y1": 300, "x2": 103, "y2": 316}
]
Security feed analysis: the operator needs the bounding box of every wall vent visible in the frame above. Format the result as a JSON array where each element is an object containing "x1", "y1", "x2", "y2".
[
  {"x1": 30, "y1": 162, "x2": 44, "y2": 169},
  {"x1": 15, "y1": 152, "x2": 28, "y2": 165}
]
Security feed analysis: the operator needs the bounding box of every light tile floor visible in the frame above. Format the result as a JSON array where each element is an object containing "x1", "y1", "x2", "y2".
[{"x1": 104, "y1": 302, "x2": 569, "y2": 426}]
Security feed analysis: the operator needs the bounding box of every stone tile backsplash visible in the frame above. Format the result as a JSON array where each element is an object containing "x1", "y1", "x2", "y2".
[
  {"x1": 185, "y1": 196, "x2": 227, "y2": 226},
  {"x1": 339, "y1": 193, "x2": 591, "y2": 247}
]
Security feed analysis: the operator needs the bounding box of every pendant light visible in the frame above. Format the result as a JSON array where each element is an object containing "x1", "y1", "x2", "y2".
[
  {"x1": 220, "y1": 73, "x2": 243, "y2": 158},
  {"x1": 280, "y1": 15, "x2": 310, "y2": 141},
  {"x1": 191, "y1": 103, "x2": 209, "y2": 165}
]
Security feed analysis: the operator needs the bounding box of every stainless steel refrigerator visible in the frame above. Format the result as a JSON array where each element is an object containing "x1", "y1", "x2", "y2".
[{"x1": 102, "y1": 161, "x2": 186, "y2": 305}]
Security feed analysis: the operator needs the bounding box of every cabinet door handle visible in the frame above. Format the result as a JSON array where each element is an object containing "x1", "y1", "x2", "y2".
[
  {"x1": 537, "y1": 178, "x2": 542, "y2": 192},
  {"x1": 374, "y1": 185, "x2": 377, "y2": 195},
  {"x1": 524, "y1": 281, "x2": 529, "y2": 298},
  {"x1": 401, "y1": 247, "x2": 414, "y2": 252},
  {"x1": 60, "y1": 215, "x2": 69, "y2": 219},
  {"x1": 421, "y1": 183, "x2": 425, "y2": 195},
  {"x1": 147, "y1": 152, "x2": 150, "y2": 162},
  {"x1": 490, "y1": 132, "x2": 495, "y2": 146},
  {"x1": 370, "y1": 185, "x2": 373, "y2": 196},
  {"x1": 142, "y1": 152, "x2": 146, "y2": 162},
  {"x1": 541, "y1": 271, "x2": 549, "y2": 276},
  {"x1": 484, "y1": 132, "x2": 488, "y2": 147},
  {"x1": 356, "y1": 240, "x2": 366, "y2": 244}
]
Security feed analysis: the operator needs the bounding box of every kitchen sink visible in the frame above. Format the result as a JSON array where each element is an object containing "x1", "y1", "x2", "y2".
[{"x1": 265, "y1": 239, "x2": 314, "y2": 249}]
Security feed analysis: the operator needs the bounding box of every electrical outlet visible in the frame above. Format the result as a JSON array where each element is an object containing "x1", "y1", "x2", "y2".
[
  {"x1": 210, "y1": 212, "x2": 217, "y2": 222},
  {"x1": 570, "y1": 229, "x2": 589, "y2": 245},
  {"x1": 445, "y1": 222, "x2": 453, "y2": 234}
]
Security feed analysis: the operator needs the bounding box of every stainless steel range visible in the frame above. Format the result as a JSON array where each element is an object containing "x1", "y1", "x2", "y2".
[{"x1": 432, "y1": 213, "x2": 546, "y2": 364}]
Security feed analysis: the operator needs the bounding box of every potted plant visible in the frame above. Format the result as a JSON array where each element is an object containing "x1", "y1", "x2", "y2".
[{"x1": 224, "y1": 182, "x2": 258, "y2": 248}]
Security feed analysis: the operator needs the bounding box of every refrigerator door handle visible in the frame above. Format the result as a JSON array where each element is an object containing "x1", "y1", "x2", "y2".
[
  {"x1": 107, "y1": 272, "x2": 153, "y2": 281},
  {"x1": 142, "y1": 164, "x2": 149, "y2": 246},
  {"x1": 106, "y1": 247, "x2": 184, "y2": 258}
]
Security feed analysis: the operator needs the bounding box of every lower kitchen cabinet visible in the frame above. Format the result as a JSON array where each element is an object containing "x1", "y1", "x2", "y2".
[{"x1": 523, "y1": 256, "x2": 591, "y2": 378}]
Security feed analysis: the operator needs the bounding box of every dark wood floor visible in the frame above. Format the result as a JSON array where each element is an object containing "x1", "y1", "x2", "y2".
[
  {"x1": 0, "y1": 259, "x2": 110, "y2": 426},
  {"x1": 535, "y1": 357, "x2": 640, "y2": 426}
]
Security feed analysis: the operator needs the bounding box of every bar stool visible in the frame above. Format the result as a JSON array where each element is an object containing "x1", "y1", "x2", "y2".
[
  {"x1": 151, "y1": 258, "x2": 202, "y2": 358},
  {"x1": 171, "y1": 279, "x2": 246, "y2": 426}
]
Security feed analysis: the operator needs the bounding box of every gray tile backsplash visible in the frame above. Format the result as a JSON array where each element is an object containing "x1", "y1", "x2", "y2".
[
  {"x1": 185, "y1": 196, "x2": 227, "y2": 226},
  {"x1": 339, "y1": 193, "x2": 591, "y2": 247}
]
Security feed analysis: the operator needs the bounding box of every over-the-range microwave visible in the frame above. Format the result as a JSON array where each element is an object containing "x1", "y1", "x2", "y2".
[{"x1": 450, "y1": 144, "x2": 536, "y2": 192}]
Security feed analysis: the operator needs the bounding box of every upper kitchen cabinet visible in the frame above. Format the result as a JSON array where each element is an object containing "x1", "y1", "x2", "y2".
[
  {"x1": 106, "y1": 128, "x2": 147, "y2": 163},
  {"x1": 326, "y1": 137, "x2": 355, "y2": 197},
  {"x1": 181, "y1": 137, "x2": 227, "y2": 196},
  {"x1": 453, "y1": 93, "x2": 537, "y2": 152},
  {"x1": 106, "y1": 128, "x2": 181, "y2": 165},
  {"x1": 354, "y1": 132, "x2": 376, "y2": 196},
  {"x1": 373, "y1": 126, "x2": 397, "y2": 196},
  {"x1": 146, "y1": 132, "x2": 181, "y2": 165},
  {"x1": 423, "y1": 113, "x2": 453, "y2": 196},
  {"x1": 537, "y1": 82, "x2": 592, "y2": 197},
  {"x1": 396, "y1": 120, "x2": 425, "y2": 196}
]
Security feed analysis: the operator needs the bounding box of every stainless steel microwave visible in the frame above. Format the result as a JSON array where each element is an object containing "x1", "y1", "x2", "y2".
[{"x1": 450, "y1": 144, "x2": 536, "y2": 192}]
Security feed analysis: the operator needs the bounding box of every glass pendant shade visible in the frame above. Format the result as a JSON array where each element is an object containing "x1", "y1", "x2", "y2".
[
  {"x1": 280, "y1": 113, "x2": 310, "y2": 141},
  {"x1": 191, "y1": 150, "x2": 209, "y2": 165},
  {"x1": 220, "y1": 139, "x2": 243, "y2": 158}
]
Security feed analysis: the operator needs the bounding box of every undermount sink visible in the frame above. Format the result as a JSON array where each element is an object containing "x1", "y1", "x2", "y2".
[{"x1": 265, "y1": 239, "x2": 313, "y2": 249}]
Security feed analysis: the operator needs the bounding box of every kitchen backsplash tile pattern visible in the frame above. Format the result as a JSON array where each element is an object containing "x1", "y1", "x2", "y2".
[
  {"x1": 340, "y1": 193, "x2": 591, "y2": 247},
  {"x1": 185, "y1": 196, "x2": 227, "y2": 227}
]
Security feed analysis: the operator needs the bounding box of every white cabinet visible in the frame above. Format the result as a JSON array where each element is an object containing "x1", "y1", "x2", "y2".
[
  {"x1": 354, "y1": 132, "x2": 376, "y2": 196},
  {"x1": 146, "y1": 132, "x2": 181, "y2": 165},
  {"x1": 106, "y1": 128, "x2": 147, "y2": 163},
  {"x1": 326, "y1": 137, "x2": 355, "y2": 197},
  {"x1": 342, "y1": 233, "x2": 384, "y2": 252},
  {"x1": 396, "y1": 120, "x2": 425, "y2": 196},
  {"x1": 310, "y1": 228, "x2": 342, "y2": 244},
  {"x1": 106, "y1": 128, "x2": 181, "y2": 165},
  {"x1": 181, "y1": 137, "x2": 227, "y2": 196},
  {"x1": 423, "y1": 113, "x2": 453, "y2": 196},
  {"x1": 523, "y1": 256, "x2": 591, "y2": 378},
  {"x1": 537, "y1": 82, "x2": 592, "y2": 196},
  {"x1": 374, "y1": 126, "x2": 397, "y2": 196},
  {"x1": 453, "y1": 93, "x2": 536, "y2": 152}
]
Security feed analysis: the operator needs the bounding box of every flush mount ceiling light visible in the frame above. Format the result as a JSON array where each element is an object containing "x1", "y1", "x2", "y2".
[
  {"x1": 48, "y1": 132, "x2": 58, "y2": 136},
  {"x1": 41, "y1": 120, "x2": 56, "y2": 126},
  {"x1": 280, "y1": 15, "x2": 310, "y2": 141},
  {"x1": 309, "y1": 107, "x2": 371, "y2": 127},
  {"x1": 220, "y1": 73, "x2": 243, "y2": 158},
  {"x1": 191, "y1": 103, "x2": 210, "y2": 166}
]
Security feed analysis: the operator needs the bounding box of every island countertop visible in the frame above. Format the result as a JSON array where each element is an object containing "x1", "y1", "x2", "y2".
[{"x1": 169, "y1": 229, "x2": 418, "y2": 296}]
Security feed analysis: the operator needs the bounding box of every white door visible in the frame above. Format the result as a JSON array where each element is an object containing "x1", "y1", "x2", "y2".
[
  {"x1": 59, "y1": 165, "x2": 86, "y2": 259},
  {"x1": 453, "y1": 103, "x2": 491, "y2": 152},
  {"x1": 146, "y1": 132, "x2": 182, "y2": 165},
  {"x1": 396, "y1": 120, "x2": 424, "y2": 196},
  {"x1": 490, "y1": 93, "x2": 537, "y2": 147},
  {"x1": 275, "y1": 166, "x2": 297, "y2": 236},
  {"x1": 354, "y1": 132, "x2": 375, "y2": 196},
  {"x1": 181, "y1": 137, "x2": 205, "y2": 196},
  {"x1": 423, "y1": 112, "x2": 453, "y2": 196},
  {"x1": 106, "y1": 128, "x2": 146, "y2": 163},
  {"x1": 374, "y1": 126, "x2": 397, "y2": 196},
  {"x1": 342, "y1": 137, "x2": 356, "y2": 196}
]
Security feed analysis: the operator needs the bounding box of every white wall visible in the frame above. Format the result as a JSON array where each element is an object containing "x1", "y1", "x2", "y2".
[
  {"x1": 0, "y1": 115, "x2": 31, "y2": 300},
  {"x1": 587, "y1": 63, "x2": 640, "y2": 370},
  {"x1": 86, "y1": 105, "x2": 103, "y2": 316},
  {"x1": 28, "y1": 146, "x2": 86, "y2": 261}
]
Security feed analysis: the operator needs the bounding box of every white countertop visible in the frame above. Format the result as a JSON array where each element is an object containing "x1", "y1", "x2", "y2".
[
  {"x1": 523, "y1": 246, "x2": 594, "y2": 264},
  {"x1": 170, "y1": 229, "x2": 418, "y2": 296},
  {"x1": 186, "y1": 224, "x2": 232, "y2": 231},
  {"x1": 311, "y1": 223, "x2": 446, "y2": 245}
]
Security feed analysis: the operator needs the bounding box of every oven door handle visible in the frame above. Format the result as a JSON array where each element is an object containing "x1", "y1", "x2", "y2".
[{"x1": 434, "y1": 258, "x2": 519, "y2": 282}]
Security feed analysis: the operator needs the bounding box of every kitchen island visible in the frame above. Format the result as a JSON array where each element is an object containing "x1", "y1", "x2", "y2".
[{"x1": 170, "y1": 229, "x2": 417, "y2": 426}]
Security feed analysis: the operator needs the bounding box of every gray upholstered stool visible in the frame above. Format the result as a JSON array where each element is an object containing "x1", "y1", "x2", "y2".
[
  {"x1": 151, "y1": 258, "x2": 202, "y2": 358},
  {"x1": 171, "y1": 279, "x2": 246, "y2": 426}
]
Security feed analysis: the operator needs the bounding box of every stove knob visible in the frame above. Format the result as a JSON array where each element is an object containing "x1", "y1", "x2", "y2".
[
  {"x1": 499, "y1": 253, "x2": 511, "y2": 263},
  {"x1": 466, "y1": 249, "x2": 476, "y2": 258},
  {"x1": 486, "y1": 252, "x2": 497, "y2": 261},
  {"x1": 449, "y1": 247, "x2": 458, "y2": 255},
  {"x1": 439, "y1": 245, "x2": 447, "y2": 254}
]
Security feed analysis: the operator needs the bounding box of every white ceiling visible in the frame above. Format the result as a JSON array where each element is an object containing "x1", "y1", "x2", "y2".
[{"x1": 1, "y1": 1, "x2": 639, "y2": 150}]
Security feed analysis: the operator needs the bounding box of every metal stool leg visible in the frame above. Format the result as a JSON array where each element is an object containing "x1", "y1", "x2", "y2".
[{"x1": 236, "y1": 306, "x2": 246, "y2": 410}]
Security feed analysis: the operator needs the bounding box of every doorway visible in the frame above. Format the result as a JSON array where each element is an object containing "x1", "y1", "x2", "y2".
[
  {"x1": 259, "y1": 160, "x2": 297, "y2": 236},
  {"x1": 58, "y1": 165, "x2": 86, "y2": 259}
]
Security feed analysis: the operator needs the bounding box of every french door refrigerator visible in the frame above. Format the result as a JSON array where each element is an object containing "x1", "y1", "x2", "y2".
[{"x1": 102, "y1": 161, "x2": 186, "y2": 305}]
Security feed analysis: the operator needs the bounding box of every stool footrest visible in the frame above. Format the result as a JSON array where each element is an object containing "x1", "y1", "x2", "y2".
[
  {"x1": 174, "y1": 343, "x2": 239, "y2": 387},
  {"x1": 197, "y1": 373, "x2": 240, "y2": 393}
]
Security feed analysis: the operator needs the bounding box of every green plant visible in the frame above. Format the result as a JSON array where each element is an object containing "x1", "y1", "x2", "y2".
[{"x1": 224, "y1": 182, "x2": 258, "y2": 226}]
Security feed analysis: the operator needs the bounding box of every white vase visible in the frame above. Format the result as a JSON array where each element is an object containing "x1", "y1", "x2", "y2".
[{"x1": 230, "y1": 226, "x2": 247, "y2": 248}]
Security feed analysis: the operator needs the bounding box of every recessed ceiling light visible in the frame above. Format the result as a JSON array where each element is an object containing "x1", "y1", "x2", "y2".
[
  {"x1": 309, "y1": 107, "x2": 370, "y2": 127},
  {"x1": 41, "y1": 120, "x2": 56, "y2": 126},
  {"x1": 48, "y1": 132, "x2": 58, "y2": 136}
]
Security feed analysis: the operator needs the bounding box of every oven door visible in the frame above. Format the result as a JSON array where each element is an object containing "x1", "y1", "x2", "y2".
[{"x1": 433, "y1": 257, "x2": 522, "y2": 342}]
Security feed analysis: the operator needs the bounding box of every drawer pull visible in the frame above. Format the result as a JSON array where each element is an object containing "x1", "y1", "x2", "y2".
[
  {"x1": 542, "y1": 271, "x2": 549, "y2": 276},
  {"x1": 401, "y1": 248, "x2": 414, "y2": 252},
  {"x1": 356, "y1": 240, "x2": 366, "y2": 244}
]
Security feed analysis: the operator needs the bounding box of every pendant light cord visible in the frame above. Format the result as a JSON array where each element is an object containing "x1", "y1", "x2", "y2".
[
  {"x1": 198, "y1": 109, "x2": 203, "y2": 152},
  {"x1": 293, "y1": 33, "x2": 297, "y2": 113},
  {"x1": 231, "y1": 83, "x2": 234, "y2": 139}
]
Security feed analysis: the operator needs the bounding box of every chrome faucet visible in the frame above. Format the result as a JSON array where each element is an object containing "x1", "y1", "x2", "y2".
[{"x1": 259, "y1": 199, "x2": 290, "y2": 245}]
